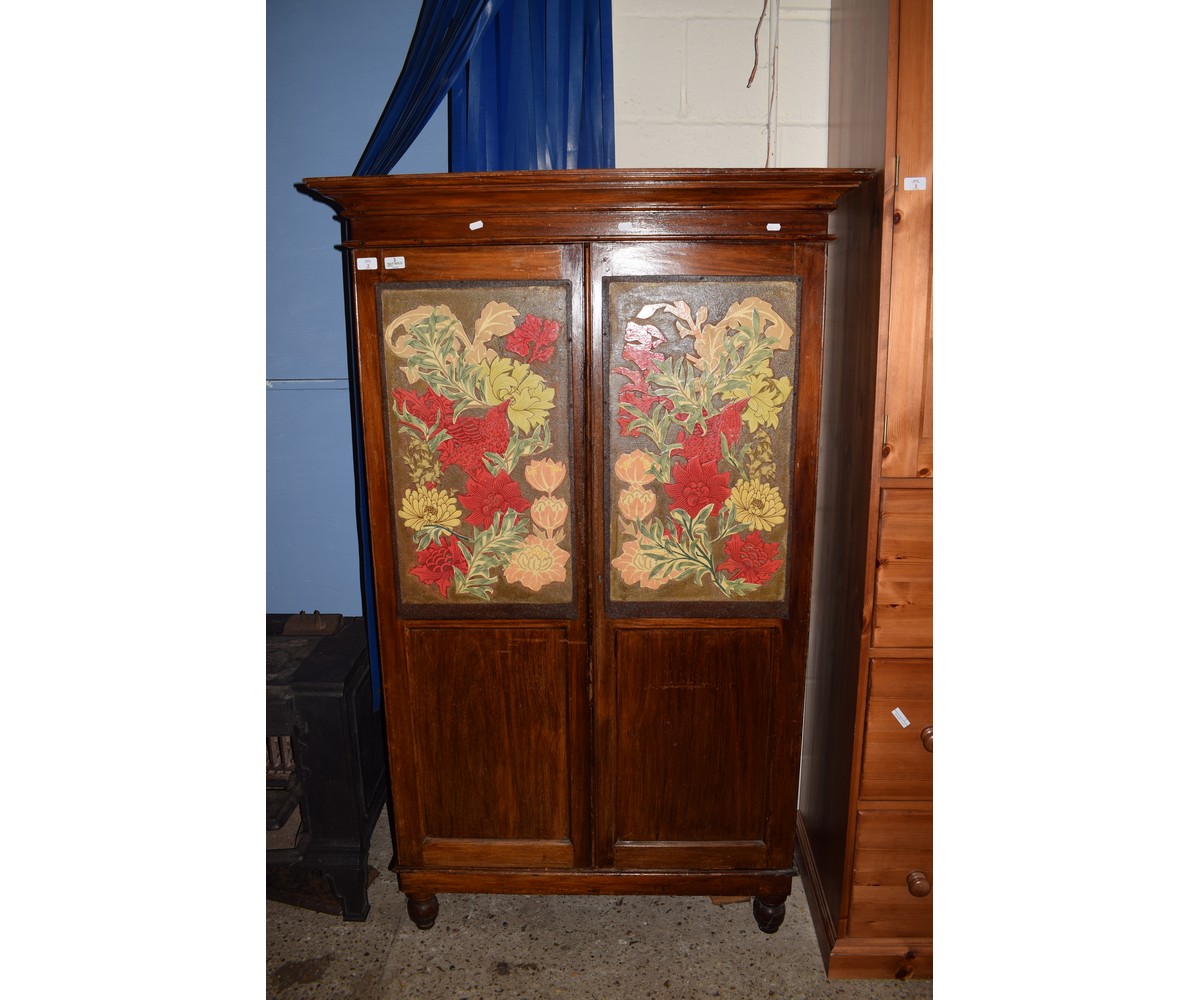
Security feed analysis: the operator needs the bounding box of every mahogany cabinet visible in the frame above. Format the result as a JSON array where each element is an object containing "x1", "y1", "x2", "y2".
[
  {"x1": 798, "y1": 0, "x2": 933, "y2": 979},
  {"x1": 299, "y1": 168, "x2": 875, "y2": 934}
]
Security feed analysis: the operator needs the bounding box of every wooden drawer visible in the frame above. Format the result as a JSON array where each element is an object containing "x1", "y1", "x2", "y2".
[
  {"x1": 872, "y1": 488, "x2": 932, "y2": 648},
  {"x1": 846, "y1": 809, "x2": 932, "y2": 938},
  {"x1": 859, "y1": 659, "x2": 932, "y2": 800}
]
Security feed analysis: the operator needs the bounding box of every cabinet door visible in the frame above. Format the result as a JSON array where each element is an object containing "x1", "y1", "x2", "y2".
[
  {"x1": 348, "y1": 244, "x2": 592, "y2": 870},
  {"x1": 589, "y1": 241, "x2": 825, "y2": 871}
]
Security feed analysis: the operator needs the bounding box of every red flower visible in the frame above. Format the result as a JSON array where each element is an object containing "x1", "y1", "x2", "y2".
[
  {"x1": 459, "y1": 468, "x2": 531, "y2": 528},
  {"x1": 409, "y1": 536, "x2": 468, "y2": 597},
  {"x1": 438, "y1": 400, "x2": 511, "y2": 478},
  {"x1": 393, "y1": 386, "x2": 454, "y2": 434},
  {"x1": 663, "y1": 457, "x2": 730, "y2": 518},
  {"x1": 675, "y1": 398, "x2": 748, "y2": 464},
  {"x1": 718, "y1": 531, "x2": 782, "y2": 585},
  {"x1": 506, "y1": 314, "x2": 560, "y2": 363}
]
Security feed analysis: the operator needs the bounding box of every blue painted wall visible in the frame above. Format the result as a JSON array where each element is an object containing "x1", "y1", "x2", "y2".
[{"x1": 267, "y1": 0, "x2": 447, "y2": 615}]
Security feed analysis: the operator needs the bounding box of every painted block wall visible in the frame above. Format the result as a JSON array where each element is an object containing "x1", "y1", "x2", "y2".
[
  {"x1": 267, "y1": 0, "x2": 829, "y2": 616},
  {"x1": 267, "y1": 0, "x2": 446, "y2": 616},
  {"x1": 612, "y1": 0, "x2": 829, "y2": 168}
]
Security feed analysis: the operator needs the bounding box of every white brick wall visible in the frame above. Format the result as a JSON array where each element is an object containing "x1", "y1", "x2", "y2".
[{"x1": 612, "y1": 0, "x2": 830, "y2": 168}]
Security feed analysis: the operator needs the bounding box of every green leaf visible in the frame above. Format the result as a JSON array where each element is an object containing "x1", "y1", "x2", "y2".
[
  {"x1": 720, "y1": 431, "x2": 749, "y2": 481},
  {"x1": 412, "y1": 524, "x2": 453, "y2": 549},
  {"x1": 451, "y1": 565, "x2": 493, "y2": 601},
  {"x1": 716, "y1": 574, "x2": 760, "y2": 596},
  {"x1": 452, "y1": 508, "x2": 528, "y2": 598},
  {"x1": 637, "y1": 510, "x2": 716, "y2": 587}
]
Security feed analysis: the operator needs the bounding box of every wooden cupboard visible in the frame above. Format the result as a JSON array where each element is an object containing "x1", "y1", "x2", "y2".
[
  {"x1": 299, "y1": 169, "x2": 876, "y2": 933},
  {"x1": 798, "y1": 0, "x2": 933, "y2": 979}
]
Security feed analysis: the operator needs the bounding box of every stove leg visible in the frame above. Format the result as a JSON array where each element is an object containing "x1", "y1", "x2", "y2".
[{"x1": 323, "y1": 867, "x2": 370, "y2": 921}]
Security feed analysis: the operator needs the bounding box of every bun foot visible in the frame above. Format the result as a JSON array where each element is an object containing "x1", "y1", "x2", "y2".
[
  {"x1": 406, "y1": 893, "x2": 439, "y2": 929},
  {"x1": 752, "y1": 894, "x2": 787, "y2": 933}
]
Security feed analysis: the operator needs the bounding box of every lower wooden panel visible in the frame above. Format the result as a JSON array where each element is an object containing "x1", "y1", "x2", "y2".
[
  {"x1": 401, "y1": 624, "x2": 580, "y2": 869},
  {"x1": 420, "y1": 838, "x2": 572, "y2": 869},
  {"x1": 609, "y1": 624, "x2": 780, "y2": 870}
]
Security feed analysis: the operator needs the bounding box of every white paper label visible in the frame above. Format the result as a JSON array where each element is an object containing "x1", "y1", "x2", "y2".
[
  {"x1": 356, "y1": 257, "x2": 378, "y2": 270},
  {"x1": 892, "y1": 707, "x2": 911, "y2": 728},
  {"x1": 469, "y1": 220, "x2": 484, "y2": 230},
  {"x1": 766, "y1": 222, "x2": 782, "y2": 231},
  {"x1": 903, "y1": 176, "x2": 927, "y2": 191},
  {"x1": 384, "y1": 256, "x2": 406, "y2": 269}
]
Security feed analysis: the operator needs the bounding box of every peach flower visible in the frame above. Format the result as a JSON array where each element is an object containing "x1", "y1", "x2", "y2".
[
  {"x1": 525, "y1": 457, "x2": 567, "y2": 495},
  {"x1": 504, "y1": 535, "x2": 570, "y2": 592},
  {"x1": 531, "y1": 495, "x2": 568, "y2": 533},
  {"x1": 617, "y1": 486, "x2": 655, "y2": 522},
  {"x1": 611, "y1": 539, "x2": 682, "y2": 591},
  {"x1": 613, "y1": 449, "x2": 655, "y2": 486}
]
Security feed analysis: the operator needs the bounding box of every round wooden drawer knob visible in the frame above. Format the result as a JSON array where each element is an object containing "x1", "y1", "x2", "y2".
[
  {"x1": 920, "y1": 726, "x2": 933, "y2": 753},
  {"x1": 906, "y1": 871, "x2": 932, "y2": 897}
]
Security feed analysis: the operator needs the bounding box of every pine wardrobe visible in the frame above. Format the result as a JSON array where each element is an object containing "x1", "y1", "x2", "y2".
[
  {"x1": 797, "y1": 0, "x2": 934, "y2": 979},
  {"x1": 300, "y1": 169, "x2": 876, "y2": 934}
]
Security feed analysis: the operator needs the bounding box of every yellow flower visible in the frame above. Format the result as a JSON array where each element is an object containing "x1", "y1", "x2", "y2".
[
  {"x1": 531, "y1": 495, "x2": 568, "y2": 533},
  {"x1": 613, "y1": 448, "x2": 655, "y2": 486},
  {"x1": 525, "y1": 457, "x2": 567, "y2": 494},
  {"x1": 504, "y1": 534, "x2": 570, "y2": 592},
  {"x1": 480, "y1": 356, "x2": 555, "y2": 432},
  {"x1": 723, "y1": 360, "x2": 792, "y2": 432},
  {"x1": 617, "y1": 486, "x2": 656, "y2": 522},
  {"x1": 727, "y1": 479, "x2": 786, "y2": 532},
  {"x1": 611, "y1": 539, "x2": 682, "y2": 591},
  {"x1": 398, "y1": 487, "x2": 462, "y2": 532}
]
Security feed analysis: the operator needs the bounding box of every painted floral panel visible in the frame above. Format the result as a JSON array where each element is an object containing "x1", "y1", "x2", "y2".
[
  {"x1": 379, "y1": 283, "x2": 573, "y2": 608},
  {"x1": 606, "y1": 278, "x2": 800, "y2": 606}
]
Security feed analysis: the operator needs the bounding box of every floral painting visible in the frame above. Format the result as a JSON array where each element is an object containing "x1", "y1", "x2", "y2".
[
  {"x1": 379, "y1": 283, "x2": 573, "y2": 608},
  {"x1": 605, "y1": 279, "x2": 801, "y2": 606}
]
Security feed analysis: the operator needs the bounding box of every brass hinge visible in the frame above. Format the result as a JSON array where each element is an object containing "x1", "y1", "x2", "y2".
[{"x1": 894, "y1": 154, "x2": 900, "y2": 191}]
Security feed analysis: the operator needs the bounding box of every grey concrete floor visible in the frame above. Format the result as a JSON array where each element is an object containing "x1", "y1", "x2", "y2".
[{"x1": 267, "y1": 815, "x2": 933, "y2": 1000}]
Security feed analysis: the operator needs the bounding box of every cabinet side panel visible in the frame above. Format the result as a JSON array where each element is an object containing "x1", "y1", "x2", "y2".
[
  {"x1": 404, "y1": 625, "x2": 572, "y2": 844},
  {"x1": 802, "y1": 177, "x2": 883, "y2": 923}
]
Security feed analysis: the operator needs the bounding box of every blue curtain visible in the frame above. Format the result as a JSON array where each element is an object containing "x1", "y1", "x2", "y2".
[
  {"x1": 355, "y1": 0, "x2": 504, "y2": 176},
  {"x1": 355, "y1": 0, "x2": 614, "y2": 175},
  {"x1": 450, "y1": 0, "x2": 615, "y2": 171}
]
